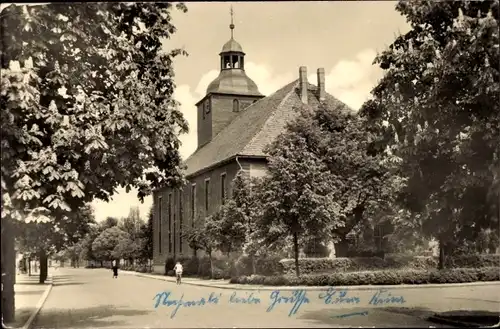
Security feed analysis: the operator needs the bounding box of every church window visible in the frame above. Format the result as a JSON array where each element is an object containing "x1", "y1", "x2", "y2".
[
  {"x1": 233, "y1": 99, "x2": 240, "y2": 112},
  {"x1": 158, "y1": 196, "x2": 162, "y2": 254},
  {"x1": 173, "y1": 192, "x2": 176, "y2": 254},
  {"x1": 240, "y1": 56, "x2": 244, "y2": 69},
  {"x1": 191, "y1": 184, "x2": 196, "y2": 228},
  {"x1": 221, "y1": 173, "x2": 227, "y2": 205},
  {"x1": 179, "y1": 189, "x2": 183, "y2": 253},
  {"x1": 168, "y1": 193, "x2": 172, "y2": 253},
  {"x1": 205, "y1": 178, "x2": 210, "y2": 212}
]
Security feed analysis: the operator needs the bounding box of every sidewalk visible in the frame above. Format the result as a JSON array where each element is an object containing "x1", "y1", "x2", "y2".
[
  {"x1": 5, "y1": 273, "x2": 53, "y2": 329},
  {"x1": 120, "y1": 269, "x2": 500, "y2": 291}
]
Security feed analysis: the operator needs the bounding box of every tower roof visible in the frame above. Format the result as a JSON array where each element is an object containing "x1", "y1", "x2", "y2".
[
  {"x1": 221, "y1": 39, "x2": 244, "y2": 54},
  {"x1": 206, "y1": 69, "x2": 261, "y2": 96},
  {"x1": 205, "y1": 5, "x2": 262, "y2": 96}
]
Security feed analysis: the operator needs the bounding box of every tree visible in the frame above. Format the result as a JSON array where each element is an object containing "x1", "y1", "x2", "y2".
[
  {"x1": 56, "y1": 203, "x2": 96, "y2": 267},
  {"x1": 224, "y1": 172, "x2": 263, "y2": 274},
  {"x1": 1, "y1": 2, "x2": 188, "y2": 321},
  {"x1": 100, "y1": 217, "x2": 119, "y2": 230},
  {"x1": 16, "y1": 220, "x2": 62, "y2": 283},
  {"x1": 63, "y1": 243, "x2": 83, "y2": 267},
  {"x1": 92, "y1": 226, "x2": 130, "y2": 262},
  {"x1": 209, "y1": 202, "x2": 246, "y2": 257},
  {"x1": 78, "y1": 224, "x2": 101, "y2": 265},
  {"x1": 183, "y1": 219, "x2": 218, "y2": 279},
  {"x1": 57, "y1": 204, "x2": 96, "y2": 245},
  {"x1": 137, "y1": 206, "x2": 153, "y2": 264},
  {"x1": 112, "y1": 236, "x2": 140, "y2": 264},
  {"x1": 256, "y1": 106, "x2": 345, "y2": 276},
  {"x1": 363, "y1": 0, "x2": 499, "y2": 268},
  {"x1": 118, "y1": 207, "x2": 143, "y2": 241}
]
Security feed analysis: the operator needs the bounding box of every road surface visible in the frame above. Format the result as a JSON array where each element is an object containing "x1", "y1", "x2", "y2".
[{"x1": 32, "y1": 268, "x2": 500, "y2": 328}]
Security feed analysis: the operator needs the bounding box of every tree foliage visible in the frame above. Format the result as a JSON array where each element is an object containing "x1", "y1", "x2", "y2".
[
  {"x1": 138, "y1": 206, "x2": 154, "y2": 262},
  {"x1": 118, "y1": 207, "x2": 142, "y2": 241},
  {"x1": 91, "y1": 226, "x2": 129, "y2": 261},
  {"x1": 362, "y1": 0, "x2": 500, "y2": 257},
  {"x1": 1, "y1": 2, "x2": 188, "y2": 225}
]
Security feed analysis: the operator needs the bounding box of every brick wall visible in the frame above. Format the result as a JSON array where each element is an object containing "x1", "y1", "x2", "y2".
[
  {"x1": 153, "y1": 160, "x2": 245, "y2": 271},
  {"x1": 197, "y1": 93, "x2": 264, "y2": 148}
]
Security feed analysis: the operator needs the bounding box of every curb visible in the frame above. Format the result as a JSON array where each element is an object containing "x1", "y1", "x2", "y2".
[
  {"x1": 20, "y1": 275, "x2": 54, "y2": 329},
  {"x1": 120, "y1": 270, "x2": 500, "y2": 291}
]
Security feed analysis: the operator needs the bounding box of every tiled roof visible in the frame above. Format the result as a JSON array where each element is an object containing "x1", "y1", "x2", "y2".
[{"x1": 183, "y1": 80, "x2": 352, "y2": 177}]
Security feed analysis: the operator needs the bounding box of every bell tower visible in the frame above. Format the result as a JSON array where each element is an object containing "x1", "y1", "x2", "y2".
[{"x1": 196, "y1": 6, "x2": 265, "y2": 149}]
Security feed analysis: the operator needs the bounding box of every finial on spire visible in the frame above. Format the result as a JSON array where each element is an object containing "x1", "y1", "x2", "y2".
[{"x1": 230, "y1": 5, "x2": 235, "y2": 39}]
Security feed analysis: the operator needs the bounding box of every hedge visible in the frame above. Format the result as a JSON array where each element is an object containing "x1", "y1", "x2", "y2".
[
  {"x1": 229, "y1": 266, "x2": 500, "y2": 286},
  {"x1": 120, "y1": 264, "x2": 152, "y2": 273},
  {"x1": 162, "y1": 254, "x2": 284, "y2": 279},
  {"x1": 279, "y1": 254, "x2": 500, "y2": 275}
]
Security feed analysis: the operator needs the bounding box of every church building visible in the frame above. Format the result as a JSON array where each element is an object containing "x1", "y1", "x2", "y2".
[{"x1": 152, "y1": 14, "x2": 350, "y2": 273}]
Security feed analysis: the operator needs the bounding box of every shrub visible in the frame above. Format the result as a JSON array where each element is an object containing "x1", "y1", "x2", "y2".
[
  {"x1": 164, "y1": 257, "x2": 176, "y2": 275},
  {"x1": 278, "y1": 254, "x2": 500, "y2": 275},
  {"x1": 444, "y1": 254, "x2": 500, "y2": 268},
  {"x1": 229, "y1": 267, "x2": 500, "y2": 286}
]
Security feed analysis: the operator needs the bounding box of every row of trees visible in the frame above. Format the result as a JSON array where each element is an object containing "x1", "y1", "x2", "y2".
[
  {"x1": 1, "y1": 3, "x2": 189, "y2": 322},
  {"x1": 76, "y1": 207, "x2": 153, "y2": 266},
  {"x1": 16, "y1": 205, "x2": 153, "y2": 277},
  {"x1": 185, "y1": 0, "x2": 499, "y2": 277}
]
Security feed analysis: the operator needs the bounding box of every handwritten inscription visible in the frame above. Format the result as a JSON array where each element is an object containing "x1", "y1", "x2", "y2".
[
  {"x1": 153, "y1": 288, "x2": 407, "y2": 319},
  {"x1": 229, "y1": 291, "x2": 261, "y2": 304},
  {"x1": 368, "y1": 289, "x2": 406, "y2": 305},
  {"x1": 318, "y1": 288, "x2": 361, "y2": 305},
  {"x1": 266, "y1": 290, "x2": 310, "y2": 317},
  {"x1": 153, "y1": 291, "x2": 221, "y2": 318}
]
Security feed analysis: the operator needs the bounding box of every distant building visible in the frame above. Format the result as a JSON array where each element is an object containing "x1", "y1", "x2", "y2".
[{"x1": 152, "y1": 15, "x2": 349, "y2": 273}]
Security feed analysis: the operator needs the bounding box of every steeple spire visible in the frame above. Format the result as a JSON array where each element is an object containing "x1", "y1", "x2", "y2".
[{"x1": 230, "y1": 5, "x2": 235, "y2": 39}]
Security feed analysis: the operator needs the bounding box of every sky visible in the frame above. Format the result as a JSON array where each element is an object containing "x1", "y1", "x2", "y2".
[{"x1": 2, "y1": 2, "x2": 411, "y2": 222}]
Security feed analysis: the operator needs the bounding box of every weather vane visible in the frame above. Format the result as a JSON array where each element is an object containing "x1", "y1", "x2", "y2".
[{"x1": 230, "y1": 5, "x2": 235, "y2": 39}]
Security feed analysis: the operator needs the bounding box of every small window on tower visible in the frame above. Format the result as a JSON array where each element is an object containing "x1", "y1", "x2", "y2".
[
  {"x1": 233, "y1": 99, "x2": 240, "y2": 112},
  {"x1": 205, "y1": 100, "x2": 211, "y2": 115},
  {"x1": 224, "y1": 56, "x2": 231, "y2": 69},
  {"x1": 232, "y1": 55, "x2": 239, "y2": 68}
]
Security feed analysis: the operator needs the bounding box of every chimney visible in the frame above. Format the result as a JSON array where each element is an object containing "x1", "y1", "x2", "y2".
[
  {"x1": 299, "y1": 66, "x2": 308, "y2": 104},
  {"x1": 317, "y1": 68, "x2": 325, "y2": 101}
]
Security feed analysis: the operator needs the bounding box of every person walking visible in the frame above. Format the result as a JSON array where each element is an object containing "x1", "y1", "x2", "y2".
[
  {"x1": 173, "y1": 261, "x2": 183, "y2": 285},
  {"x1": 111, "y1": 260, "x2": 118, "y2": 278},
  {"x1": 2, "y1": 272, "x2": 11, "y2": 329}
]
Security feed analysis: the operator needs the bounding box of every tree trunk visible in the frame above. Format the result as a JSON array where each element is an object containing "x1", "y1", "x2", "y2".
[
  {"x1": 39, "y1": 249, "x2": 48, "y2": 284},
  {"x1": 293, "y1": 232, "x2": 300, "y2": 277},
  {"x1": 208, "y1": 251, "x2": 214, "y2": 279},
  {"x1": 1, "y1": 219, "x2": 16, "y2": 323},
  {"x1": 334, "y1": 239, "x2": 349, "y2": 258},
  {"x1": 250, "y1": 253, "x2": 257, "y2": 275},
  {"x1": 100, "y1": 261, "x2": 103, "y2": 268},
  {"x1": 438, "y1": 237, "x2": 445, "y2": 270}
]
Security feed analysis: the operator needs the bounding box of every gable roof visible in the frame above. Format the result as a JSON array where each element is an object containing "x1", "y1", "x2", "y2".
[{"x1": 183, "y1": 79, "x2": 352, "y2": 177}]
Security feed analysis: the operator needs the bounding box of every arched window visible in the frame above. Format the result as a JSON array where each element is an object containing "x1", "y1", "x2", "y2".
[
  {"x1": 223, "y1": 56, "x2": 231, "y2": 69},
  {"x1": 233, "y1": 99, "x2": 240, "y2": 112}
]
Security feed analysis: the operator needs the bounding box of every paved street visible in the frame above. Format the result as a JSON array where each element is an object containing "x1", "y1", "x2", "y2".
[{"x1": 32, "y1": 268, "x2": 500, "y2": 328}]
